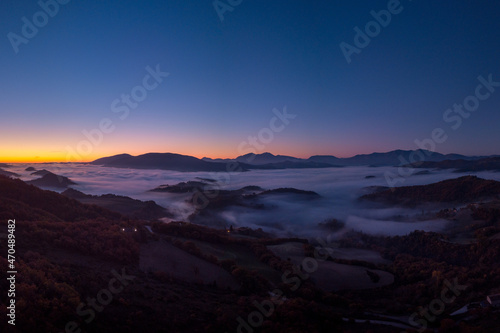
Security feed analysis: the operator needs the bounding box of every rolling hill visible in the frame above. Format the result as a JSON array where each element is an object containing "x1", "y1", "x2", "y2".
[{"x1": 360, "y1": 176, "x2": 500, "y2": 205}]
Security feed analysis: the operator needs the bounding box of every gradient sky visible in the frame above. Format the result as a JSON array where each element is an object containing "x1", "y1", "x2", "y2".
[{"x1": 1, "y1": 0, "x2": 500, "y2": 162}]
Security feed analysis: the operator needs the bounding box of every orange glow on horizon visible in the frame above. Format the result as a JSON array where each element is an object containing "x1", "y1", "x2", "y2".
[
  {"x1": 0, "y1": 149, "x2": 353, "y2": 163},
  {"x1": 0, "y1": 150, "x2": 101, "y2": 164},
  {"x1": 0, "y1": 145, "x2": 365, "y2": 163}
]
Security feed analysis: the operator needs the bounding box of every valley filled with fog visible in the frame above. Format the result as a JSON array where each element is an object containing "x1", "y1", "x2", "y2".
[{"x1": 12, "y1": 163, "x2": 500, "y2": 238}]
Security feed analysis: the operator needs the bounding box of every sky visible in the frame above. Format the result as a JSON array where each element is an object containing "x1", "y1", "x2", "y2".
[{"x1": 1, "y1": 0, "x2": 500, "y2": 162}]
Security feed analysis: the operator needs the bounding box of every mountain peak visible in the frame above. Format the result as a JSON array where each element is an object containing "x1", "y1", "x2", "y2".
[{"x1": 89, "y1": 150, "x2": 494, "y2": 171}]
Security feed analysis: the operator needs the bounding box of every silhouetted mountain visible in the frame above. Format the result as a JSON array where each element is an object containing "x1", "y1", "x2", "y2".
[
  {"x1": 0, "y1": 168, "x2": 19, "y2": 178},
  {"x1": 25, "y1": 166, "x2": 36, "y2": 171},
  {"x1": 234, "y1": 150, "x2": 487, "y2": 167},
  {"x1": 359, "y1": 186, "x2": 391, "y2": 195},
  {"x1": 243, "y1": 160, "x2": 339, "y2": 169},
  {"x1": 240, "y1": 185, "x2": 264, "y2": 191},
  {"x1": 201, "y1": 157, "x2": 233, "y2": 163},
  {"x1": 31, "y1": 169, "x2": 52, "y2": 176},
  {"x1": 308, "y1": 155, "x2": 341, "y2": 164},
  {"x1": 235, "y1": 152, "x2": 302, "y2": 165},
  {"x1": 405, "y1": 157, "x2": 500, "y2": 172},
  {"x1": 26, "y1": 171, "x2": 77, "y2": 188},
  {"x1": 336, "y1": 149, "x2": 463, "y2": 166},
  {"x1": 150, "y1": 181, "x2": 209, "y2": 193},
  {"x1": 91, "y1": 153, "x2": 247, "y2": 172},
  {"x1": 92, "y1": 153, "x2": 132, "y2": 164},
  {"x1": 361, "y1": 176, "x2": 500, "y2": 205},
  {"x1": 0, "y1": 175, "x2": 120, "y2": 221},
  {"x1": 91, "y1": 150, "x2": 496, "y2": 171},
  {"x1": 188, "y1": 185, "x2": 319, "y2": 216},
  {"x1": 62, "y1": 188, "x2": 172, "y2": 220},
  {"x1": 195, "y1": 177, "x2": 217, "y2": 183},
  {"x1": 259, "y1": 187, "x2": 320, "y2": 197}
]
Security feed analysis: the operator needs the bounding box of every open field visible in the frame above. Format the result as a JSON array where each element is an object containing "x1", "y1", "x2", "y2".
[
  {"x1": 328, "y1": 248, "x2": 392, "y2": 265},
  {"x1": 268, "y1": 242, "x2": 394, "y2": 291},
  {"x1": 140, "y1": 240, "x2": 240, "y2": 290},
  {"x1": 170, "y1": 236, "x2": 283, "y2": 284}
]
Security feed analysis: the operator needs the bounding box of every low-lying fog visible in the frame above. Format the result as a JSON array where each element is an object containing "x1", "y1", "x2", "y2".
[{"x1": 10, "y1": 163, "x2": 500, "y2": 238}]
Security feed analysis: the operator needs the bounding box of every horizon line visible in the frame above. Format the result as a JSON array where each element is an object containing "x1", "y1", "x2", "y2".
[{"x1": 1, "y1": 149, "x2": 497, "y2": 164}]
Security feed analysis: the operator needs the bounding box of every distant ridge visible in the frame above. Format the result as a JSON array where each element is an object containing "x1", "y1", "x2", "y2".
[
  {"x1": 91, "y1": 152, "x2": 248, "y2": 172},
  {"x1": 210, "y1": 150, "x2": 490, "y2": 167},
  {"x1": 404, "y1": 156, "x2": 500, "y2": 172},
  {"x1": 202, "y1": 152, "x2": 302, "y2": 165},
  {"x1": 327, "y1": 149, "x2": 475, "y2": 167},
  {"x1": 236, "y1": 152, "x2": 302, "y2": 165},
  {"x1": 89, "y1": 150, "x2": 497, "y2": 172},
  {"x1": 241, "y1": 160, "x2": 339, "y2": 170}
]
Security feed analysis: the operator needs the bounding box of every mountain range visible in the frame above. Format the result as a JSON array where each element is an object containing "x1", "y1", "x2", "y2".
[
  {"x1": 90, "y1": 153, "x2": 248, "y2": 172},
  {"x1": 90, "y1": 150, "x2": 497, "y2": 172},
  {"x1": 203, "y1": 150, "x2": 488, "y2": 166},
  {"x1": 405, "y1": 156, "x2": 500, "y2": 172}
]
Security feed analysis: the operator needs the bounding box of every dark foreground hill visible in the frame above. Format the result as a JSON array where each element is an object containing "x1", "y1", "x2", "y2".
[
  {"x1": 0, "y1": 175, "x2": 354, "y2": 332},
  {"x1": 0, "y1": 175, "x2": 119, "y2": 221},
  {"x1": 361, "y1": 176, "x2": 500, "y2": 206},
  {"x1": 1, "y1": 175, "x2": 500, "y2": 332},
  {"x1": 0, "y1": 168, "x2": 19, "y2": 178},
  {"x1": 61, "y1": 188, "x2": 172, "y2": 220}
]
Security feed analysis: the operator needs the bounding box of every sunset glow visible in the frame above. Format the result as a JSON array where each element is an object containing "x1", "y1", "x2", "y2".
[
  {"x1": 2, "y1": 2, "x2": 499, "y2": 163},
  {"x1": 3, "y1": 2, "x2": 500, "y2": 332}
]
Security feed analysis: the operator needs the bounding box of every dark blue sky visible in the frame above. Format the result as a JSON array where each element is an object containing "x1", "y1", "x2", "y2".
[{"x1": 1, "y1": 0, "x2": 499, "y2": 162}]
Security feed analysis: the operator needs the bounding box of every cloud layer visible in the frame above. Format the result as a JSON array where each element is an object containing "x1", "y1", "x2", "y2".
[{"x1": 9, "y1": 163, "x2": 500, "y2": 237}]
